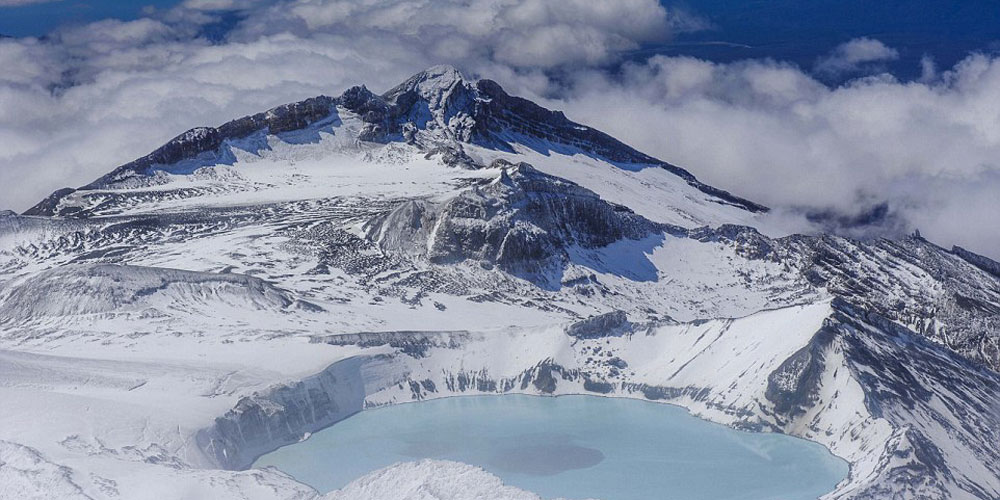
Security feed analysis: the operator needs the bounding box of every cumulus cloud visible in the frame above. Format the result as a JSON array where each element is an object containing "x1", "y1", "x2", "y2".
[
  {"x1": 0, "y1": 1, "x2": 997, "y2": 260},
  {"x1": 544, "y1": 54, "x2": 1000, "y2": 257},
  {"x1": 228, "y1": 0, "x2": 683, "y2": 68},
  {"x1": 180, "y1": 0, "x2": 255, "y2": 9},
  {"x1": 815, "y1": 37, "x2": 900, "y2": 76}
]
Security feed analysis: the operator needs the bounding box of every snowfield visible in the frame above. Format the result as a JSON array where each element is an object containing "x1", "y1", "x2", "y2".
[
  {"x1": 320, "y1": 460, "x2": 592, "y2": 500},
  {"x1": 1, "y1": 66, "x2": 998, "y2": 500}
]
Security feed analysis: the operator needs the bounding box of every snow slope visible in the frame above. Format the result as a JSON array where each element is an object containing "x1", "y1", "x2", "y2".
[{"x1": 319, "y1": 460, "x2": 589, "y2": 500}]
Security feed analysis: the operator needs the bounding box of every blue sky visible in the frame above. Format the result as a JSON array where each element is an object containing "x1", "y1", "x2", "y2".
[{"x1": 0, "y1": 0, "x2": 180, "y2": 37}]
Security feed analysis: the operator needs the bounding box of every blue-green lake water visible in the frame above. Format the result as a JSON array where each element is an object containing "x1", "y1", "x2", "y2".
[{"x1": 254, "y1": 395, "x2": 848, "y2": 500}]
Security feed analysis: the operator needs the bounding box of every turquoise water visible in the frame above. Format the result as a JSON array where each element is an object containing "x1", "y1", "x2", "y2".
[{"x1": 254, "y1": 395, "x2": 849, "y2": 500}]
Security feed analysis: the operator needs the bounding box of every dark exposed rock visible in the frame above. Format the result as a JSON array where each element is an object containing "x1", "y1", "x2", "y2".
[
  {"x1": 691, "y1": 224, "x2": 777, "y2": 260},
  {"x1": 566, "y1": 310, "x2": 631, "y2": 339},
  {"x1": 420, "y1": 379, "x2": 436, "y2": 392},
  {"x1": 765, "y1": 326, "x2": 836, "y2": 419},
  {"x1": 583, "y1": 378, "x2": 615, "y2": 394},
  {"x1": 606, "y1": 357, "x2": 628, "y2": 369},
  {"x1": 622, "y1": 383, "x2": 711, "y2": 403},
  {"x1": 952, "y1": 245, "x2": 1000, "y2": 279},
  {"x1": 197, "y1": 356, "x2": 367, "y2": 470},
  {"x1": 445, "y1": 370, "x2": 498, "y2": 393},
  {"x1": 311, "y1": 330, "x2": 472, "y2": 358},
  {"x1": 22, "y1": 187, "x2": 76, "y2": 217},
  {"x1": 531, "y1": 363, "x2": 558, "y2": 393},
  {"x1": 374, "y1": 162, "x2": 663, "y2": 285}
]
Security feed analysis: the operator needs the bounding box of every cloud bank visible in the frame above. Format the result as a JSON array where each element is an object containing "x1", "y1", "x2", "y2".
[
  {"x1": 546, "y1": 54, "x2": 1000, "y2": 255},
  {"x1": 0, "y1": 0, "x2": 997, "y2": 259}
]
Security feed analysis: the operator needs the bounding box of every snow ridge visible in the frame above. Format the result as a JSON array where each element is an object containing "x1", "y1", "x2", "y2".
[{"x1": 24, "y1": 65, "x2": 764, "y2": 217}]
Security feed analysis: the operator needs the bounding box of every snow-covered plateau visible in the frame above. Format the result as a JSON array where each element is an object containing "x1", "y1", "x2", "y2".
[{"x1": 1, "y1": 65, "x2": 998, "y2": 500}]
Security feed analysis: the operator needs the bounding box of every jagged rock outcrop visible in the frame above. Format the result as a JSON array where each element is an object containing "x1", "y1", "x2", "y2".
[
  {"x1": 796, "y1": 236, "x2": 1000, "y2": 371},
  {"x1": 372, "y1": 161, "x2": 661, "y2": 283},
  {"x1": 197, "y1": 356, "x2": 369, "y2": 470},
  {"x1": 692, "y1": 225, "x2": 1000, "y2": 372},
  {"x1": 566, "y1": 310, "x2": 632, "y2": 339},
  {"x1": 953, "y1": 245, "x2": 1000, "y2": 279}
]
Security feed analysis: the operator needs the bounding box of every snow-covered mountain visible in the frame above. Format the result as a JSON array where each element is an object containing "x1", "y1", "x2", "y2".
[{"x1": 1, "y1": 66, "x2": 997, "y2": 500}]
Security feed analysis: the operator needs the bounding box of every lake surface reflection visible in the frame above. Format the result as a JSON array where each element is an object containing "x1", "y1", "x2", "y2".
[{"x1": 254, "y1": 395, "x2": 849, "y2": 500}]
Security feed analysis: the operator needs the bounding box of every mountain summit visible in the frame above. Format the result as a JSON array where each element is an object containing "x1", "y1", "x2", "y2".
[{"x1": 25, "y1": 65, "x2": 765, "y2": 218}]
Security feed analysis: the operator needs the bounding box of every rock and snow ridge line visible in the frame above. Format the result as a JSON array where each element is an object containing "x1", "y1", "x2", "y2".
[
  {"x1": 4, "y1": 295, "x2": 992, "y2": 500},
  {"x1": 23, "y1": 65, "x2": 766, "y2": 217}
]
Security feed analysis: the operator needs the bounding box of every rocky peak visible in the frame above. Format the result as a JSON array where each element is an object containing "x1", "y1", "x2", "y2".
[
  {"x1": 23, "y1": 65, "x2": 766, "y2": 217},
  {"x1": 339, "y1": 85, "x2": 388, "y2": 119},
  {"x1": 380, "y1": 65, "x2": 480, "y2": 143},
  {"x1": 377, "y1": 68, "x2": 766, "y2": 213},
  {"x1": 384, "y1": 64, "x2": 468, "y2": 106},
  {"x1": 481, "y1": 160, "x2": 582, "y2": 201}
]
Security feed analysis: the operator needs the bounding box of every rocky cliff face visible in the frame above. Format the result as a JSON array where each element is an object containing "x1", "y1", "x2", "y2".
[
  {"x1": 826, "y1": 301, "x2": 1000, "y2": 500},
  {"x1": 683, "y1": 224, "x2": 1000, "y2": 372},
  {"x1": 220, "y1": 300, "x2": 994, "y2": 500},
  {"x1": 198, "y1": 356, "x2": 370, "y2": 470},
  {"x1": 372, "y1": 160, "x2": 662, "y2": 284}
]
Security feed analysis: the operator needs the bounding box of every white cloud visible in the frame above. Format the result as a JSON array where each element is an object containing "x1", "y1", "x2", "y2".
[
  {"x1": 541, "y1": 53, "x2": 1000, "y2": 257},
  {"x1": 815, "y1": 37, "x2": 900, "y2": 76},
  {"x1": 0, "y1": 3, "x2": 997, "y2": 260},
  {"x1": 180, "y1": 0, "x2": 257, "y2": 9},
  {"x1": 229, "y1": 0, "x2": 681, "y2": 68}
]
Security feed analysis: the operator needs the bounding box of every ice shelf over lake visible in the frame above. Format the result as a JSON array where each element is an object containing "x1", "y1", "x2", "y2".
[{"x1": 255, "y1": 395, "x2": 849, "y2": 500}]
